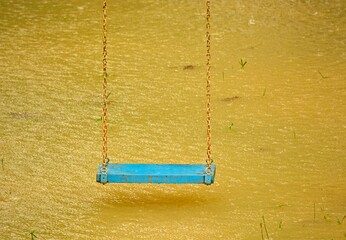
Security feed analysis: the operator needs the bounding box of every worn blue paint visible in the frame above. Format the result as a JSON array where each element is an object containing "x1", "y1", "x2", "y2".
[
  {"x1": 96, "y1": 164, "x2": 216, "y2": 185},
  {"x1": 100, "y1": 170, "x2": 107, "y2": 183}
]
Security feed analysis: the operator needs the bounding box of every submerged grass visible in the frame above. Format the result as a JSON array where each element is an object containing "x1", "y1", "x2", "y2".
[
  {"x1": 228, "y1": 122, "x2": 234, "y2": 130},
  {"x1": 318, "y1": 70, "x2": 328, "y2": 79},
  {"x1": 262, "y1": 216, "x2": 270, "y2": 239},
  {"x1": 317, "y1": 205, "x2": 345, "y2": 225},
  {"x1": 336, "y1": 215, "x2": 345, "y2": 225},
  {"x1": 30, "y1": 230, "x2": 37, "y2": 240},
  {"x1": 324, "y1": 214, "x2": 332, "y2": 222},
  {"x1": 239, "y1": 59, "x2": 247, "y2": 69},
  {"x1": 94, "y1": 116, "x2": 103, "y2": 121},
  {"x1": 260, "y1": 223, "x2": 264, "y2": 240},
  {"x1": 260, "y1": 216, "x2": 270, "y2": 239}
]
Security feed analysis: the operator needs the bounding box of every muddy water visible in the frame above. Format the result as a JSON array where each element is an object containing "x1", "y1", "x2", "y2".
[{"x1": 0, "y1": 0, "x2": 345, "y2": 239}]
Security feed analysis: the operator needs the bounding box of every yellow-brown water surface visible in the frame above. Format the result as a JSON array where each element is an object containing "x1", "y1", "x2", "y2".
[{"x1": 0, "y1": 0, "x2": 345, "y2": 239}]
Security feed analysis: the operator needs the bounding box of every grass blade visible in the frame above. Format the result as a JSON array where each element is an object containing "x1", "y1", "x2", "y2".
[
  {"x1": 262, "y1": 216, "x2": 270, "y2": 239},
  {"x1": 260, "y1": 223, "x2": 264, "y2": 240}
]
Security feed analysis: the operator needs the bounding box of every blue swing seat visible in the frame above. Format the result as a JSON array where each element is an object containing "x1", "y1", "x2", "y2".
[{"x1": 96, "y1": 163, "x2": 216, "y2": 185}]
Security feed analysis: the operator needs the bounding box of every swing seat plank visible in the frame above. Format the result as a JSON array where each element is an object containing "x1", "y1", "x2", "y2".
[{"x1": 96, "y1": 163, "x2": 216, "y2": 185}]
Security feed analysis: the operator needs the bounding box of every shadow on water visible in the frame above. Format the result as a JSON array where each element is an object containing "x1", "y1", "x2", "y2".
[{"x1": 96, "y1": 185, "x2": 214, "y2": 208}]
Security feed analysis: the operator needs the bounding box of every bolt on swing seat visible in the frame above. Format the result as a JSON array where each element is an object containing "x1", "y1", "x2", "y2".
[
  {"x1": 96, "y1": 163, "x2": 216, "y2": 185},
  {"x1": 96, "y1": 0, "x2": 216, "y2": 185}
]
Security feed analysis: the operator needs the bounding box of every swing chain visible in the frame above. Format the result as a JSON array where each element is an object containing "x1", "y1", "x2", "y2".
[
  {"x1": 206, "y1": 0, "x2": 212, "y2": 170},
  {"x1": 100, "y1": 0, "x2": 213, "y2": 173},
  {"x1": 102, "y1": 0, "x2": 108, "y2": 167}
]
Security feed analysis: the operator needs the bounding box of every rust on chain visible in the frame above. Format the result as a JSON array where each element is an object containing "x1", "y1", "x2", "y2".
[
  {"x1": 102, "y1": 0, "x2": 108, "y2": 167},
  {"x1": 206, "y1": 0, "x2": 212, "y2": 169}
]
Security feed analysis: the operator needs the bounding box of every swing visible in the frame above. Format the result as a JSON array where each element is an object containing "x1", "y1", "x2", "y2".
[{"x1": 96, "y1": 0, "x2": 216, "y2": 185}]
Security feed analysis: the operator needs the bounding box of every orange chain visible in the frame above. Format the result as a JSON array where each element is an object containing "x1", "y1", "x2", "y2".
[
  {"x1": 206, "y1": 0, "x2": 212, "y2": 169},
  {"x1": 100, "y1": 0, "x2": 212, "y2": 169},
  {"x1": 102, "y1": 0, "x2": 108, "y2": 167}
]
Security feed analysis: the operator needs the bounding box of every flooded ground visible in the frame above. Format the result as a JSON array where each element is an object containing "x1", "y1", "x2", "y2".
[{"x1": 0, "y1": 0, "x2": 345, "y2": 239}]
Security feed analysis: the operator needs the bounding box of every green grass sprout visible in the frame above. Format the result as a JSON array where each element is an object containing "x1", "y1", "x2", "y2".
[
  {"x1": 262, "y1": 88, "x2": 266, "y2": 96},
  {"x1": 260, "y1": 223, "x2": 264, "y2": 240},
  {"x1": 30, "y1": 230, "x2": 37, "y2": 240},
  {"x1": 336, "y1": 215, "x2": 345, "y2": 225},
  {"x1": 318, "y1": 70, "x2": 328, "y2": 79},
  {"x1": 262, "y1": 216, "x2": 270, "y2": 239},
  {"x1": 228, "y1": 122, "x2": 234, "y2": 130},
  {"x1": 239, "y1": 59, "x2": 247, "y2": 69}
]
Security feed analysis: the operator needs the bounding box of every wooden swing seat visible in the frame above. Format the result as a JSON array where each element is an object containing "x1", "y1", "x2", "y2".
[{"x1": 96, "y1": 163, "x2": 216, "y2": 185}]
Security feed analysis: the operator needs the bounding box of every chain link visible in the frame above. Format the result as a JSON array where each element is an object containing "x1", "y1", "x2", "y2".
[
  {"x1": 206, "y1": 0, "x2": 212, "y2": 169},
  {"x1": 102, "y1": 0, "x2": 108, "y2": 167}
]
